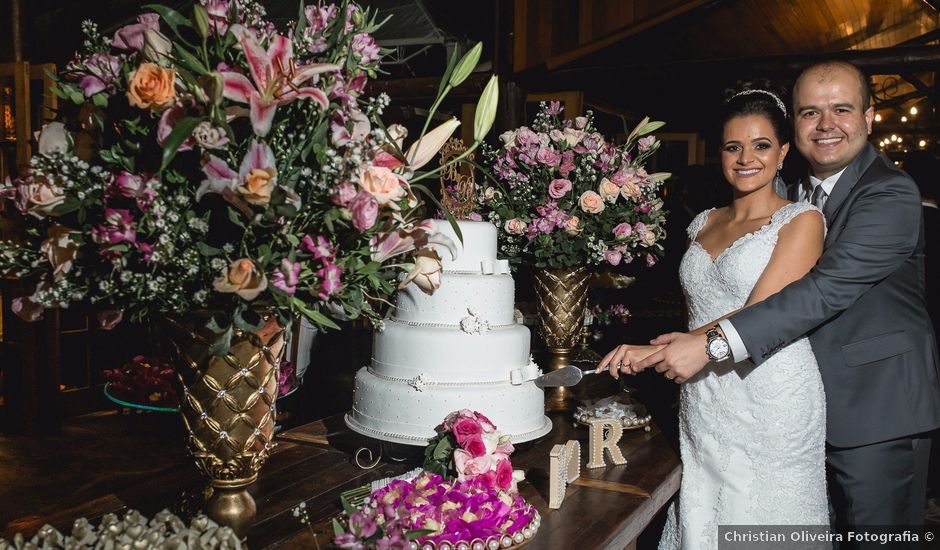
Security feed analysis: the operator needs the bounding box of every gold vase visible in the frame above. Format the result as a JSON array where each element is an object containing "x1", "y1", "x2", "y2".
[
  {"x1": 162, "y1": 312, "x2": 286, "y2": 539},
  {"x1": 532, "y1": 266, "x2": 590, "y2": 412}
]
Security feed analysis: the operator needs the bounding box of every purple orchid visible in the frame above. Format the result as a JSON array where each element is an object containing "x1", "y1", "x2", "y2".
[{"x1": 222, "y1": 30, "x2": 338, "y2": 136}]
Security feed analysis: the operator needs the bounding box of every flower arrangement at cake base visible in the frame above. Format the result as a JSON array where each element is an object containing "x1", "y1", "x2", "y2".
[
  {"x1": 332, "y1": 410, "x2": 538, "y2": 549},
  {"x1": 333, "y1": 472, "x2": 540, "y2": 550}
]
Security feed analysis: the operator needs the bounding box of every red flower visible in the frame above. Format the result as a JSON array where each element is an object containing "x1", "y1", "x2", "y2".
[
  {"x1": 462, "y1": 434, "x2": 487, "y2": 458},
  {"x1": 453, "y1": 417, "x2": 483, "y2": 444}
]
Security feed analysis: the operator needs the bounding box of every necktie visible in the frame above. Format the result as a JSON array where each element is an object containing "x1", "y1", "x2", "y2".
[{"x1": 810, "y1": 184, "x2": 828, "y2": 209}]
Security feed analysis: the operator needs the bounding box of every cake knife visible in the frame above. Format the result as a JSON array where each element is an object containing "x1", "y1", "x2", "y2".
[{"x1": 532, "y1": 365, "x2": 600, "y2": 388}]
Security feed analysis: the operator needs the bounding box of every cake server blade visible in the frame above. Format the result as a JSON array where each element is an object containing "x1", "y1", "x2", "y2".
[{"x1": 533, "y1": 365, "x2": 597, "y2": 388}]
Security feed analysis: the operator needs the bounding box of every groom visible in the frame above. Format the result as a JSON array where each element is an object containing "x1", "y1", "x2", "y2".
[{"x1": 637, "y1": 61, "x2": 940, "y2": 538}]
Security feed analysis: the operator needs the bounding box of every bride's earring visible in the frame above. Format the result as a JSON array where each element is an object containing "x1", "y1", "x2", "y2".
[{"x1": 777, "y1": 162, "x2": 783, "y2": 171}]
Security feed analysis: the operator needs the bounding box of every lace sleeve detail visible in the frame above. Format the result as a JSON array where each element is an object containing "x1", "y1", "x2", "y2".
[
  {"x1": 770, "y1": 202, "x2": 826, "y2": 236},
  {"x1": 686, "y1": 208, "x2": 715, "y2": 240}
]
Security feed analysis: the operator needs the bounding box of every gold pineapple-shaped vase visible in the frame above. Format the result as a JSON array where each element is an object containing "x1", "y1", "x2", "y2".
[
  {"x1": 162, "y1": 312, "x2": 286, "y2": 539},
  {"x1": 532, "y1": 266, "x2": 590, "y2": 412}
]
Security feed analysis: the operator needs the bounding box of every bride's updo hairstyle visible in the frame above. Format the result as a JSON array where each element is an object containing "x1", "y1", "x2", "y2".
[{"x1": 720, "y1": 89, "x2": 790, "y2": 146}]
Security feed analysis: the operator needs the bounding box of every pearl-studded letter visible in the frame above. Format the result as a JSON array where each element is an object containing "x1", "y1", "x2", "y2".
[
  {"x1": 548, "y1": 440, "x2": 580, "y2": 509},
  {"x1": 586, "y1": 419, "x2": 627, "y2": 469}
]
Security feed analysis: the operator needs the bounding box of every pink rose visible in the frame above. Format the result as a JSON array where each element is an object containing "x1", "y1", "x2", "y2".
[
  {"x1": 496, "y1": 458, "x2": 514, "y2": 490},
  {"x1": 565, "y1": 216, "x2": 582, "y2": 234},
  {"x1": 504, "y1": 218, "x2": 527, "y2": 235},
  {"x1": 605, "y1": 249, "x2": 623, "y2": 266},
  {"x1": 579, "y1": 191, "x2": 605, "y2": 214},
  {"x1": 454, "y1": 450, "x2": 494, "y2": 480},
  {"x1": 548, "y1": 178, "x2": 572, "y2": 199},
  {"x1": 495, "y1": 440, "x2": 515, "y2": 455},
  {"x1": 348, "y1": 191, "x2": 379, "y2": 232},
  {"x1": 359, "y1": 165, "x2": 406, "y2": 206},
  {"x1": 536, "y1": 147, "x2": 560, "y2": 167},
  {"x1": 559, "y1": 151, "x2": 576, "y2": 178},
  {"x1": 331, "y1": 181, "x2": 358, "y2": 207},
  {"x1": 514, "y1": 128, "x2": 539, "y2": 146},
  {"x1": 462, "y1": 434, "x2": 488, "y2": 457},
  {"x1": 612, "y1": 222, "x2": 633, "y2": 239},
  {"x1": 26, "y1": 178, "x2": 66, "y2": 219},
  {"x1": 453, "y1": 416, "x2": 483, "y2": 444},
  {"x1": 598, "y1": 177, "x2": 620, "y2": 203},
  {"x1": 474, "y1": 411, "x2": 497, "y2": 433}
]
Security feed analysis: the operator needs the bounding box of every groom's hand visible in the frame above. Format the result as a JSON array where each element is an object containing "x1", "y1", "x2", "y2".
[{"x1": 636, "y1": 332, "x2": 709, "y2": 383}]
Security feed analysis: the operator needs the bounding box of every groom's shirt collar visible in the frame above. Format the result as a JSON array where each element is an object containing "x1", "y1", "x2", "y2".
[{"x1": 802, "y1": 167, "x2": 847, "y2": 201}]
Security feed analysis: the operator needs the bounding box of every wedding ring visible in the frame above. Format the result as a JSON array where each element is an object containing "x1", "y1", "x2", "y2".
[
  {"x1": 615, "y1": 362, "x2": 623, "y2": 369},
  {"x1": 665, "y1": 373, "x2": 675, "y2": 380}
]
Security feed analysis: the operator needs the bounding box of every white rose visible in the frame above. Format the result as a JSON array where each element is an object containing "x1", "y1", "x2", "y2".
[{"x1": 192, "y1": 121, "x2": 230, "y2": 150}]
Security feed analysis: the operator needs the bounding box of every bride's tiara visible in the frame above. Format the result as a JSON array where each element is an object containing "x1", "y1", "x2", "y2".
[{"x1": 730, "y1": 89, "x2": 787, "y2": 117}]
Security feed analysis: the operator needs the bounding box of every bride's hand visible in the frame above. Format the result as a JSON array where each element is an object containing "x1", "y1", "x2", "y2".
[{"x1": 597, "y1": 344, "x2": 666, "y2": 379}]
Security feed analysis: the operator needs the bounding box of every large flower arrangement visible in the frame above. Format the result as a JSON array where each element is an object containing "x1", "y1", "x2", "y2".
[
  {"x1": 0, "y1": 0, "x2": 497, "y2": 351},
  {"x1": 480, "y1": 102, "x2": 668, "y2": 269},
  {"x1": 332, "y1": 471, "x2": 539, "y2": 549}
]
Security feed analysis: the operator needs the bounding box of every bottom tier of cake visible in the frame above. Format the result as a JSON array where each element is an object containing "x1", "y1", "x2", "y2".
[{"x1": 346, "y1": 366, "x2": 552, "y2": 445}]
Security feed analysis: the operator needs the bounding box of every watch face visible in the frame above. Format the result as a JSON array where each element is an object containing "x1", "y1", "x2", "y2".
[{"x1": 708, "y1": 338, "x2": 730, "y2": 360}]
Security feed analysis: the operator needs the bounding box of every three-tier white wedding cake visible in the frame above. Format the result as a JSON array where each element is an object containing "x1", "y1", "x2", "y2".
[{"x1": 345, "y1": 220, "x2": 552, "y2": 445}]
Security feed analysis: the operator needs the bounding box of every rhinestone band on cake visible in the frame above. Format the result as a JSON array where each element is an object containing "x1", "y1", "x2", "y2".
[{"x1": 346, "y1": 220, "x2": 552, "y2": 445}]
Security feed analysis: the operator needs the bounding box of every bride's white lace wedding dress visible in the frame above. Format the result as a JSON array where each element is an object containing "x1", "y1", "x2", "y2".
[{"x1": 659, "y1": 201, "x2": 829, "y2": 550}]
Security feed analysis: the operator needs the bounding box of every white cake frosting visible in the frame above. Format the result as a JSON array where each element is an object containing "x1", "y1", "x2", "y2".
[{"x1": 346, "y1": 220, "x2": 552, "y2": 445}]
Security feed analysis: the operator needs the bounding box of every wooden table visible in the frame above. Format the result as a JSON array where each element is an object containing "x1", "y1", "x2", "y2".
[
  {"x1": 253, "y1": 413, "x2": 681, "y2": 549},
  {"x1": 1, "y1": 412, "x2": 680, "y2": 549}
]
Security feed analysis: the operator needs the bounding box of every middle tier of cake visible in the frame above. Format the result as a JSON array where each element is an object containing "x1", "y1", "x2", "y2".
[{"x1": 372, "y1": 319, "x2": 535, "y2": 383}]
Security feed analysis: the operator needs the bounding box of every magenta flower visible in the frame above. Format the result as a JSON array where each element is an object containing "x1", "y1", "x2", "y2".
[
  {"x1": 496, "y1": 459, "x2": 514, "y2": 490},
  {"x1": 452, "y1": 417, "x2": 483, "y2": 444},
  {"x1": 303, "y1": 235, "x2": 334, "y2": 261},
  {"x1": 76, "y1": 53, "x2": 121, "y2": 97},
  {"x1": 93, "y1": 208, "x2": 137, "y2": 247},
  {"x1": 317, "y1": 262, "x2": 343, "y2": 300},
  {"x1": 462, "y1": 434, "x2": 487, "y2": 458},
  {"x1": 222, "y1": 31, "x2": 338, "y2": 136},
  {"x1": 272, "y1": 258, "x2": 301, "y2": 295}
]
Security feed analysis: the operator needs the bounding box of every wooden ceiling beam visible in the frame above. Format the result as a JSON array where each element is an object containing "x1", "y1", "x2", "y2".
[
  {"x1": 536, "y1": 45, "x2": 940, "y2": 85},
  {"x1": 542, "y1": 0, "x2": 721, "y2": 71}
]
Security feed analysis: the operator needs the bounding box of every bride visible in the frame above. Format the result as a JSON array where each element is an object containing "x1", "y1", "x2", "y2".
[{"x1": 598, "y1": 90, "x2": 829, "y2": 548}]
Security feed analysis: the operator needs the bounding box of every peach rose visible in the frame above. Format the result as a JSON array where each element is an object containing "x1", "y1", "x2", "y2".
[
  {"x1": 598, "y1": 177, "x2": 619, "y2": 203},
  {"x1": 359, "y1": 165, "x2": 406, "y2": 206},
  {"x1": 579, "y1": 190, "x2": 605, "y2": 214},
  {"x1": 620, "y1": 178, "x2": 641, "y2": 200},
  {"x1": 26, "y1": 178, "x2": 66, "y2": 218},
  {"x1": 126, "y1": 62, "x2": 176, "y2": 111},
  {"x1": 504, "y1": 218, "x2": 527, "y2": 235},
  {"x1": 565, "y1": 216, "x2": 582, "y2": 234},
  {"x1": 40, "y1": 224, "x2": 79, "y2": 281},
  {"x1": 213, "y1": 258, "x2": 268, "y2": 300},
  {"x1": 399, "y1": 248, "x2": 443, "y2": 295},
  {"x1": 238, "y1": 167, "x2": 277, "y2": 205}
]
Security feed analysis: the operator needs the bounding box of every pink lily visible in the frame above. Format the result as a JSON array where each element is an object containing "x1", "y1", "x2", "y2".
[
  {"x1": 197, "y1": 141, "x2": 277, "y2": 203},
  {"x1": 370, "y1": 219, "x2": 457, "y2": 263},
  {"x1": 222, "y1": 30, "x2": 338, "y2": 136}
]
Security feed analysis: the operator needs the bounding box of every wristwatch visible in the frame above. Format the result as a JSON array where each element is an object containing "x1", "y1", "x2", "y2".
[{"x1": 705, "y1": 326, "x2": 731, "y2": 362}]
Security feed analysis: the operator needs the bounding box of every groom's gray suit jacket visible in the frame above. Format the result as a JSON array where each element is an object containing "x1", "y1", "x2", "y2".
[{"x1": 729, "y1": 143, "x2": 940, "y2": 448}]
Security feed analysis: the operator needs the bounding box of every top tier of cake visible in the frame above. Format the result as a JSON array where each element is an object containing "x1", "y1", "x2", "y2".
[{"x1": 433, "y1": 220, "x2": 502, "y2": 273}]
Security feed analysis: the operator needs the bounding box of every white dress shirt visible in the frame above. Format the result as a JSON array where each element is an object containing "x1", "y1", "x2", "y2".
[{"x1": 717, "y1": 167, "x2": 846, "y2": 363}]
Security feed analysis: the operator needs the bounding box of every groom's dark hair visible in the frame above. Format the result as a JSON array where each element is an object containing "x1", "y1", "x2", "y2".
[{"x1": 793, "y1": 61, "x2": 872, "y2": 111}]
